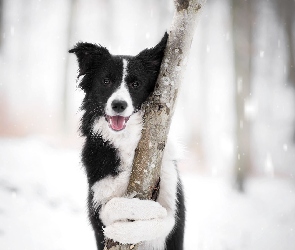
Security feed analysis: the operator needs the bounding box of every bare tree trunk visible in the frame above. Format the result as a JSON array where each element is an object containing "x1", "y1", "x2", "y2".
[
  {"x1": 104, "y1": 0, "x2": 206, "y2": 249},
  {"x1": 231, "y1": 0, "x2": 253, "y2": 192}
]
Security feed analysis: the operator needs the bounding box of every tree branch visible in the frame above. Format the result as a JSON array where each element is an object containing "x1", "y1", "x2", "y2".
[{"x1": 104, "y1": 0, "x2": 205, "y2": 249}]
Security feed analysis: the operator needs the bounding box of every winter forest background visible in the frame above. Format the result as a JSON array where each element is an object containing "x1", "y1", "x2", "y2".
[{"x1": 0, "y1": 0, "x2": 295, "y2": 249}]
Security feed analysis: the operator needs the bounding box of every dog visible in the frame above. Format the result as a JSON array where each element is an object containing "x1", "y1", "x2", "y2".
[{"x1": 69, "y1": 32, "x2": 185, "y2": 250}]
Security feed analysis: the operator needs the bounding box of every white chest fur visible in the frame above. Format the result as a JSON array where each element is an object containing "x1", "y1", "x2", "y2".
[
  {"x1": 90, "y1": 113, "x2": 181, "y2": 250},
  {"x1": 91, "y1": 111, "x2": 180, "y2": 217},
  {"x1": 91, "y1": 112, "x2": 143, "y2": 206}
]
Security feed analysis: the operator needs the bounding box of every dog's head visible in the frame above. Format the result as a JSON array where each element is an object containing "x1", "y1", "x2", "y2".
[{"x1": 70, "y1": 33, "x2": 168, "y2": 135}]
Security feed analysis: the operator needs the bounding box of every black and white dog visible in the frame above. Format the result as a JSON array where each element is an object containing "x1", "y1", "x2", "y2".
[{"x1": 69, "y1": 33, "x2": 185, "y2": 250}]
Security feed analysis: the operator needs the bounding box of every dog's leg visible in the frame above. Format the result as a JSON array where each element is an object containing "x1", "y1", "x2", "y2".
[
  {"x1": 100, "y1": 197, "x2": 167, "y2": 226},
  {"x1": 99, "y1": 197, "x2": 175, "y2": 244},
  {"x1": 103, "y1": 216, "x2": 175, "y2": 244}
]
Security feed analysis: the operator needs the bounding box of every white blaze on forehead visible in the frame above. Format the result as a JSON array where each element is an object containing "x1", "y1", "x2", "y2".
[
  {"x1": 105, "y1": 59, "x2": 134, "y2": 117},
  {"x1": 122, "y1": 59, "x2": 128, "y2": 82}
]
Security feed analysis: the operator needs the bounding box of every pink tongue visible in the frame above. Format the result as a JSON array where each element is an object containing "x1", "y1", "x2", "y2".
[{"x1": 109, "y1": 116, "x2": 126, "y2": 131}]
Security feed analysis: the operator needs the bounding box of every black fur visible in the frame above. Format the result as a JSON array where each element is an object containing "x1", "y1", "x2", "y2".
[
  {"x1": 166, "y1": 178, "x2": 186, "y2": 249},
  {"x1": 69, "y1": 33, "x2": 168, "y2": 136},
  {"x1": 69, "y1": 32, "x2": 185, "y2": 249}
]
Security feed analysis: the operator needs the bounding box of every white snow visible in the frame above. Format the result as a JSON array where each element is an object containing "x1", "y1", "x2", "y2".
[
  {"x1": 0, "y1": 137, "x2": 294, "y2": 250},
  {"x1": 0, "y1": 137, "x2": 95, "y2": 250},
  {"x1": 183, "y1": 174, "x2": 295, "y2": 250}
]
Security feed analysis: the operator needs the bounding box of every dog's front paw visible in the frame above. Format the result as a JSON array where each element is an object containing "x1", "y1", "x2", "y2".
[
  {"x1": 99, "y1": 197, "x2": 174, "y2": 244},
  {"x1": 103, "y1": 217, "x2": 175, "y2": 244},
  {"x1": 100, "y1": 197, "x2": 167, "y2": 226}
]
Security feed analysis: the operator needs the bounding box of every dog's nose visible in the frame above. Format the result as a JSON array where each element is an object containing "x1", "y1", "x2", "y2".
[{"x1": 111, "y1": 100, "x2": 127, "y2": 113}]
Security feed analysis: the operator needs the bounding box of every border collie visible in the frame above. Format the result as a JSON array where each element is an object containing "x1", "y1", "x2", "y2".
[{"x1": 69, "y1": 33, "x2": 185, "y2": 250}]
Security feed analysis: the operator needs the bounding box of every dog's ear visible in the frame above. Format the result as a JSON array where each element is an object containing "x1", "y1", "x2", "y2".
[
  {"x1": 136, "y1": 32, "x2": 168, "y2": 73},
  {"x1": 69, "y1": 42, "x2": 110, "y2": 78}
]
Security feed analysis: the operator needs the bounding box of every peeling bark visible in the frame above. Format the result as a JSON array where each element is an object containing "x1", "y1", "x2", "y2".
[{"x1": 104, "y1": 0, "x2": 205, "y2": 249}]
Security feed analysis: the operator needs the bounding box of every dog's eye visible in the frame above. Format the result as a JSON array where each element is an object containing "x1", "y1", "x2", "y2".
[
  {"x1": 131, "y1": 81, "x2": 140, "y2": 89},
  {"x1": 103, "y1": 78, "x2": 111, "y2": 85}
]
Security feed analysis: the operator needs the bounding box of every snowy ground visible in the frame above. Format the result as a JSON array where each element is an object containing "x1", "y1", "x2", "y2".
[{"x1": 0, "y1": 137, "x2": 294, "y2": 250}]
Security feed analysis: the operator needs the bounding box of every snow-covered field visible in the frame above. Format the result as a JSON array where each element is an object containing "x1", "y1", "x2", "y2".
[{"x1": 0, "y1": 137, "x2": 294, "y2": 250}]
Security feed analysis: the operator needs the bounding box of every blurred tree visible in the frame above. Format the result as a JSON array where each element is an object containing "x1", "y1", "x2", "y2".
[
  {"x1": 63, "y1": 0, "x2": 77, "y2": 133},
  {"x1": 0, "y1": 0, "x2": 3, "y2": 48},
  {"x1": 156, "y1": 0, "x2": 172, "y2": 37},
  {"x1": 275, "y1": 0, "x2": 295, "y2": 87},
  {"x1": 274, "y1": 0, "x2": 295, "y2": 141},
  {"x1": 231, "y1": 0, "x2": 253, "y2": 192},
  {"x1": 102, "y1": 0, "x2": 114, "y2": 45}
]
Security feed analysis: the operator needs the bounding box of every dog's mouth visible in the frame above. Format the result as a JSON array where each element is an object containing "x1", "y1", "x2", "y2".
[{"x1": 105, "y1": 115, "x2": 130, "y2": 131}]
